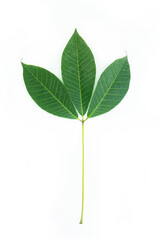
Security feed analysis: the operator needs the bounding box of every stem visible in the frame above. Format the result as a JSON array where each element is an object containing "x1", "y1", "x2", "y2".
[{"x1": 79, "y1": 117, "x2": 84, "y2": 224}]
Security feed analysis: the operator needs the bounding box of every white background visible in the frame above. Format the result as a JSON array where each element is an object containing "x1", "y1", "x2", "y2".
[{"x1": 0, "y1": 0, "x2": 160, "y2": 239}]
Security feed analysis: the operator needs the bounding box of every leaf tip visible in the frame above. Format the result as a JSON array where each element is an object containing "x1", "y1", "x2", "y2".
[
  {"x1": 120, "y1": 55, "x2": 128, "y2": 63},
  {"x1": 123, "y1": 50, "x2": 129, "y2": 61},
  {"x1": 74, "y1": 28, "x2": 79, "y2": 36},
  {"x1": 21, "y1": 58, "x2": 24, "y2": 66},
  {"x1": 21, "y1": 62, "x2": 27, "y2": 70}
]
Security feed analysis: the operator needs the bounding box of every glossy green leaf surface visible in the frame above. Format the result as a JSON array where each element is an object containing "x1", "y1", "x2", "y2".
[
  {"x1": 61, "y1": 29, "x2": 96, "y2": 116},
  {"x1": 22, "y1": 63, "x2": 78, "y2": 119},
  {"x1": 87, "y1": 57, "x2": 130, "y2": 118}
]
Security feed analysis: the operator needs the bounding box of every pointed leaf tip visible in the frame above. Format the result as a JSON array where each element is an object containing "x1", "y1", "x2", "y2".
[{"x1": 73, "y1": 28, "x2": 79, "y2": 37}]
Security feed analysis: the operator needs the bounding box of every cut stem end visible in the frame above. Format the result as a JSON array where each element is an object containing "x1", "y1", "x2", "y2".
[{"x1": 79, "y1": 219, "x2": 83, "y2": 224}]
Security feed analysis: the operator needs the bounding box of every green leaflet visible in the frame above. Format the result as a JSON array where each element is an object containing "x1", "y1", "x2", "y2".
[
  {"x1": 61, "y1": 29, "x2": 96, "y2": 116},
  {"x1": 22, "y1": 63, "x2": 78, "y2": 119},
  {"x1": 87, "y1": 57, "x2": 130, "y2": 118}
]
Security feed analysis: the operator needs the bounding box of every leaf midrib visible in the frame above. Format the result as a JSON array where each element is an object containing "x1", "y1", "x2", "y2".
[
  {"x1": 88, "y1": 59, "x2": 127, "y2": 118},
  {"x1": 75, "y1": 34, "x2": 83, "y2": 116},
  {"x1": 23, "y1": 64, "x2": 78, "y2": 119}
]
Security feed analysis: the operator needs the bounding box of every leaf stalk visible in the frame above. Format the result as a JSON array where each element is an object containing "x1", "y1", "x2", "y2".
[{"x1": 79, "y1": 116, "x2": 84, "y2": 224}]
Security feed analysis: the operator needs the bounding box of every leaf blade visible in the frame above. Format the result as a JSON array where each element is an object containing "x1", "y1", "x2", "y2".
[
  {"x1": 87, "y1": 56, "x2": 130, "y2": 118},
  {"x1": 22, "y1": 63, "x2": 78, "y2": 119},
  {"x1": 61, "y1": 29, "x2": 96, "y2": 116}
]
